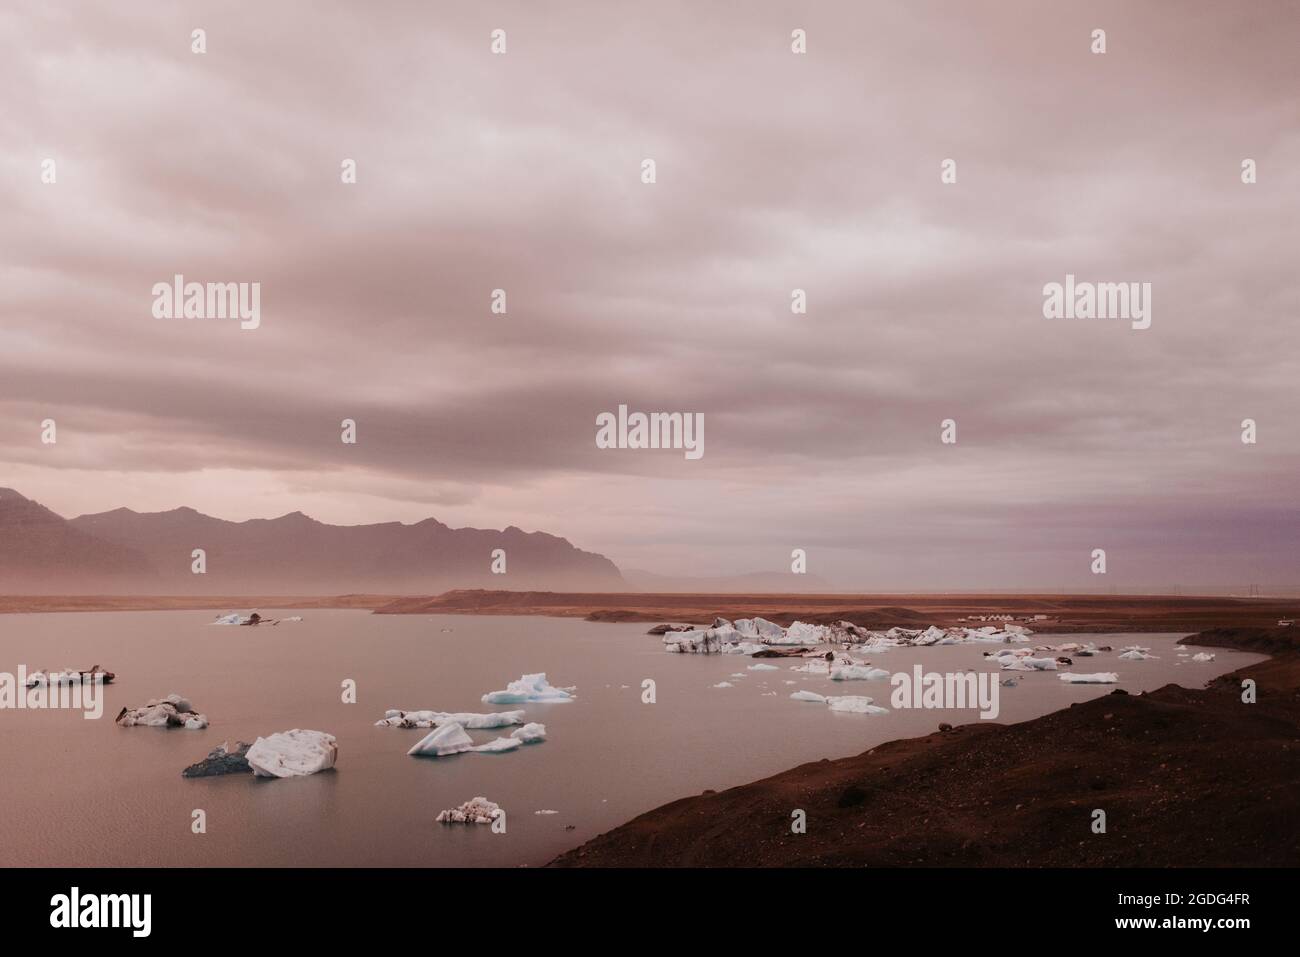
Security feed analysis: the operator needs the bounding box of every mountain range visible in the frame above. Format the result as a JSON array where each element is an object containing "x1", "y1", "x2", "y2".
[{"x1": 0, "y1": 488, "x2": 623, "y2": 594}]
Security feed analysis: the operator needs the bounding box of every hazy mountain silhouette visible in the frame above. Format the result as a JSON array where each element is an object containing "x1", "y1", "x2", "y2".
[{"x1": 0, "y1": 488, "x2": 623, "y2": 594}]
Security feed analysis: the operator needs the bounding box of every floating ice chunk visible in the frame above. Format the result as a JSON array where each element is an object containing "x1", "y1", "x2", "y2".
[
  {"x1": 408, "y1": 722, "x2": 476, "y2": 757},
  {"x1": 481, "y1": 673, "x2": 576, "y2": 704},
  {"x1": 830, "y1": 665, "x2": 890, "y2": 681},
  {"x1": 473, "y1": 736, "x2": 522, "y2": 753},
  {"x1": 437, "y1": 796, "x2": 502, "y2": 825},
  {"x1": 790, "y1": 690, "x2": 828, "y2": 703},
  {"x1": 1191, "y1": 652, "x2": 1216, "y2": 662},
  {"x1": 790, "y1": 659, "x2": 830, "y2": 674},
  {"x1": 999, "y1": 655, "x2": 1058, "y2": 671},
  {"x1": 1059, "y1": 672, "x2": 1119, "y2": 684},
  {"x1": 712, "y1": 681, "x2": 734, "y2": 688},
  {"x1": 724, "y1": 641, "x2": 767, "y2": 655},
  {"x1": 246, "y1": 729, "x2": 337, "y2": 777},
  {"x1": 116, "y1": 694, "x2": 208, "y2": 729},
  {"x1": 510, "y1": 722, "x2": 547, "y2": 743},
  {"x1": 747, "y1": 663, "x2": 779, "y2": 671},
  {"x1": 1118, "y1": 649, "x2": 1158, "y2": 660},
  {"x1": 535, "y1": 809, "x2": 559, "y2": 815},
  {"x1": 826, "y1": 695, "x2": 889, "y2": 715},
  {"x1": 212, "y1": 613, "x2": 248, "y2": 625},
  {"x1": 375, "y1": 709, "x2": 526, "y2": 729}
]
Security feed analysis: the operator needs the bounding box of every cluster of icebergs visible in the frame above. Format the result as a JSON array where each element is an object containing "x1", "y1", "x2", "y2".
[
  {"x1": 662, "y1": 617, "x2": 1034, "y2": 655},
  {"x1": 116, "y1": 694, "x2": 209, "y2": 730}
]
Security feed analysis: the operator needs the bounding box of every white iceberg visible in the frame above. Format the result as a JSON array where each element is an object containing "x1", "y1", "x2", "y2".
[
  {"x1": 747, "y1": 663, "x2": 779, "y2": 672},
  {"x1": 375, "y1": 709, "x2": 525, "y2": 729},
  {"x1": 408, "y1": 722, "x2": 476, "y2": 757},
  {"x1": 472, "y1": 736, "x2": 522, "y2": 753},
  {"x1": 735, "y1": 617, "x2": 786, "y2": 640},
  {"x1": 246, "y1": 729, "x2": 338, "y2": 777},
  {"x1": 481, "y1": 673, "x2": 576, "y2": 704},
  {"x1": 1059, "y1": 672, "x2": 1119, "y2": 684},
  {"x1": 1191, "y1": 652, "x2": 1216, "y2": 662},
  {"x1": 712, "y1": 681, "x2": 734, "y2": 688},
  {"x1": 1118, "y1": 649, "x2": 1157, "y2": 661}
]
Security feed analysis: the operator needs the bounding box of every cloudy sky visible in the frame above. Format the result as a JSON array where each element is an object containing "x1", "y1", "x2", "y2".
[{"x1": 2, "y1": 1, "x2": 1296, "y2": 590}]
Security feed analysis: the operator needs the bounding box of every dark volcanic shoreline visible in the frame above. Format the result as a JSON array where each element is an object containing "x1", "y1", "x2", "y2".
[{"x1": 549, "y1": 627, "x2": 1300, "y2": 868}]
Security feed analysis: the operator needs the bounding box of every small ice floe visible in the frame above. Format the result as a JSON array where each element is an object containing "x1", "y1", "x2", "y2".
[
  {"x1": 790, "y1": 690, "x2": 827, "y2": 702},
  {"x1": 408, "y1": 722, "x2": 475, "y2": 757},
  {"x1": 472, "y1": 736, "x2": 521, "y2": 753},
  {"x1": 830, "y1": 664, "x2": 890, "y2": 681},
  {"x1": 511, "y1": 722, "x2": 547, "y2": 743},
  {"x1": 375, "y1": 709, "x2": 525, "y2": 729},
  {"x1": 437, "y1": 797, "x2": 502, "y2": 825},
  {"x1": 25, "y1": 666, "x2": 115, "y2": 687},
  {"x1": 729, "y1": 672, "x2": 748, "y2": 678},
  {"x1": 712, "y1": 681, "x2": 734, "y2": 688},
  {"x1": 1118, "y1": 648, "x2": 1158, "y2": 661},
  {"x1": 1059, "y1": 672, "x2": 1119, "y2": 684},
  {"x1": 826, "y1": 695, "x2": 889, "y2": 715},
  {"x1": 747, "y1": 663, "x2": 779, "y2": 671},
  {"x1": 246, "y1": 729, "x2": 338, "y2": 778},
  {"x1": 1000, "y1": 676, "x2": 1019, "y2": 687},
  {"x1": 1191, "y1": 652, "x2": 1216, "y2": 662},
  {"x1": 116, "y1": 694, "x2": 208, "y2": 729},
  {"x1": 535, "y1": 809, "x2": 559, "y2": 816},
  {"x1": 790, "y1": 659, "x2": 830, "y2": 674},
  {"x1": 481, "y1": 673, "x2": 575, "y2": 704},
  {"x1": 182, "y1": 741, "x2": 252, "y2": 778}
]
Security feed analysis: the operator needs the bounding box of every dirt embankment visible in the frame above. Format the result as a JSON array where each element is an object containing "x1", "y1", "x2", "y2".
[{"x1": 549, "y1": 626, "x2": 1300, "y2": 868}]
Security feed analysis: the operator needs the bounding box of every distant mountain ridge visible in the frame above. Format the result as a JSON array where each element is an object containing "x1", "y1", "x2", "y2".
[{"x1": 0, "y1": 488, "x2": 623, "y2": 594}]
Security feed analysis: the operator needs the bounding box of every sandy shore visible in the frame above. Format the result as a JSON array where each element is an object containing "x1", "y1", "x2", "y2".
[{"x1": 549, "y1": 626, "x2": 1300, "y2": 867}]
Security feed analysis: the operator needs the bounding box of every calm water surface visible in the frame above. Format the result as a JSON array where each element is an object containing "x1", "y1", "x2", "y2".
[{"x1": 0, "y1": 610, "x2": 1264, "y2": 867}]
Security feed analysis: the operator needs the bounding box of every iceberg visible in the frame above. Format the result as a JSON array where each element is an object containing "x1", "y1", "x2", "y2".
[
  {"x1": 481, "y1": 673, "x2": 576, "y2": 704},
  {"x1": 1059, "y1": 672, "x2": 1119, "y2": 684},
  {"x1": 735, "y1": 617, "x2": 786, "y2": 640},
  {"x1": 437, "y1": 796, "x2": 502, "y2": 825},
  {"x1": 510, "y1": 722, "x2": 547, "y2": 743},
  {"x1": 1118, "y1": 649, "x2": 1157, "y2": 661},
  {"x1": 375, "y1": 709, "x2": 525, "y2": 729},
  {"x1": 246, "y1": 729, "x2": 338, "y2": 777},
  {"x1": 116, "y1": 694, "x2": 208, "y2": 729},
  {"x1": 1191, "y1": 652, "x2": 1216, "y2": 662},
  {"x1": 472, "y1": 736, "x2": 522, "y2": 753},
  {"x1": 712, "y1": 681, "x2": 734, "y2": 688},
  {"x1": 747, "y1": 663, "x2": 779, "y2": 671},
  {"x1": 830, "y1": 664, "x2": 890, "y2": 681},
  {"x1": 408, "y1": 722, "x2": 476, "y2": 757}
]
